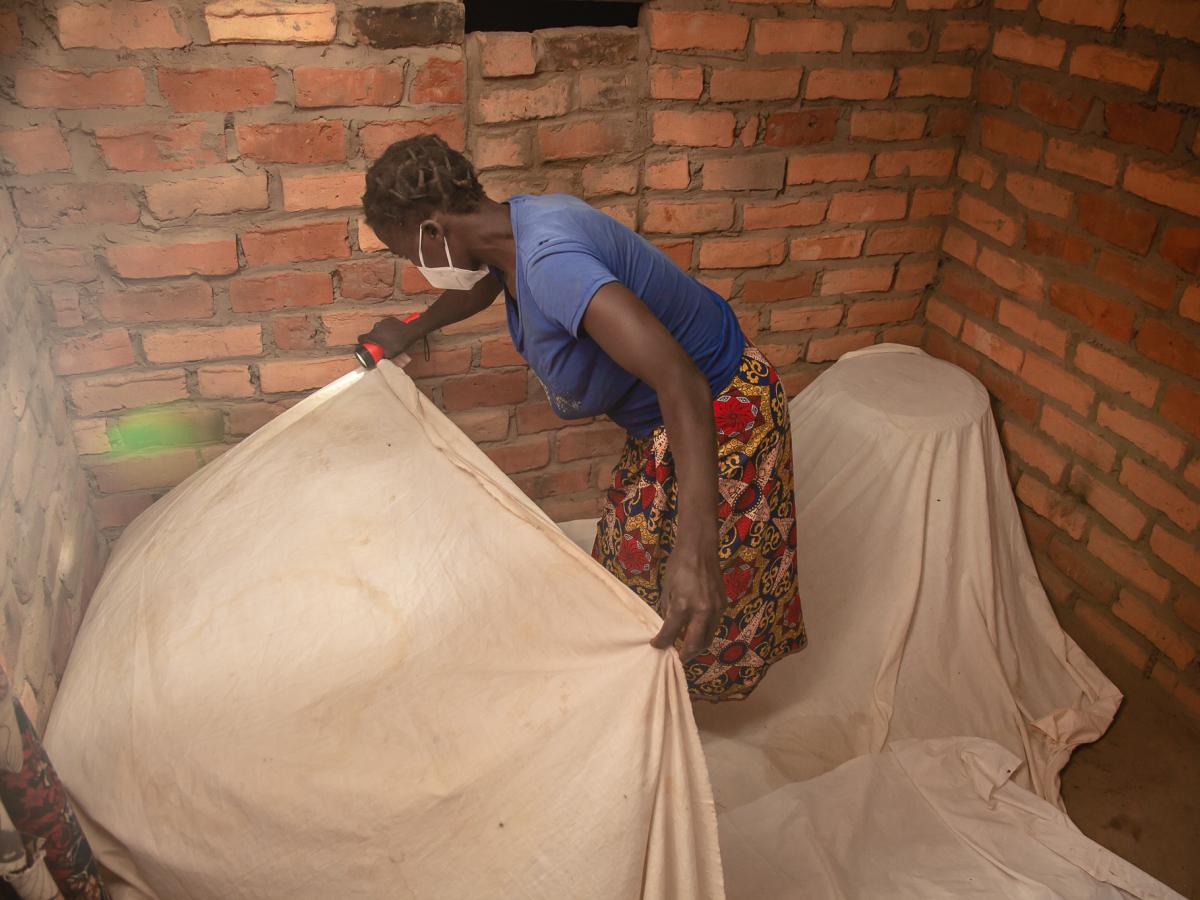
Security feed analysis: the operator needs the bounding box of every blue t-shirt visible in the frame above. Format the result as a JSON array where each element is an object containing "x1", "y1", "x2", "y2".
[{"x1": 497, "y1": 194, "x2": 745, "y2": 437}]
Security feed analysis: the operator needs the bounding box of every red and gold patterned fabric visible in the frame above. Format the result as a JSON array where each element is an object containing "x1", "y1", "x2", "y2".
[{"x1": 592, "y1": 344, "x2": 807, "y2": 702}]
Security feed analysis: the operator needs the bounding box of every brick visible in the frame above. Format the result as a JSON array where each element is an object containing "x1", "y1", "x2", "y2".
[
  {"x1": 786, "y1": 152, "x2": 870, "y2": 186},
  {"x1": 1045, "y1": 139, "x2": 1119, "y2": 186},
  {"x1": 1017, "y1": 82, "x2": 1092, "y2": 129},
  {"x1": 644, "y1": 156, "x2": 690, "y2": 191},
  {"x1": 159, "y1": 67, "x2": 274, "y2": 112},
  {"x1": 845, "y1": 296, "x2": 919, "y2": 327},
  {"x1": 1039, "y1": 0, "x2": 1121, "y2": 27},
  {"x1": 1076, "y1": 194, "x2": 1157, "y2": 255},
  {"x1": 957, "y1": 194, "x2": 1020, "y2": 246},
  {"x1": 1005, "y1": 172, "x2": 1071, "y2": 219},
  {"x1": 578, "y1": 162, "x2": 635, "y2": 198},
  {"x1": 556, "y1": 423, "x2": 626, "y2": 463},
  {"x1": 242, "y1": 221, "x2": 349, "y2": 266},
  {"x1": 699, "y1": 237, "x2": 786, "y2": 269},
  {"x1": 865, "y1": 225, "x2": 940, "y2": 255},
  {"x1": 896, "y1": 65, "x2": 972, "y2": 98},
  {"x1": 353, "y1": 4, "x2": 463, "y2": 49},
  {"x1": 1104, "y1": 102, "x2": 1182, "y2": 154},
  {"x1": 59, "y1": 0, "x2": 188, "y2": 48},
  {"x1": 1074, "y1": 602, "x2": 1150, "y2": 668},
  {"x1": 259, "y1": 358, "x2": 355, "y2": 393},
  {"x1": 806, "y1": 331, "x2": 874, "y2": 363},
  {"x1": 849, "y1": 110, "x2": 925, "y2": 142},
  {"x1": 514, "y1": 463, "x2": 592, "y2": 500},
  {"x1": 476, "y1": 33, "x2": 536, "y2": 78},
  {"x1": 1160, "y1": 226, "x2": 1200, "y2": 275},
  {"x1": 993, "y1": 27, "x2": 1066, "y2": 68},
  {"x1": 1048, "y1": 283, "x2": 1134, "y2": 342},
  {"x1": 741, "y1": 272, "x2": 816, "y2": 303},
  {"x1": 539, "y1": 117, "x2": 633, "y2": 160},
  {"x1": 1163, "y1": 385, "x2": 1200, "y2": 441},
  {"x1": 197, "y1": 364, "x2": 254, "y2": 398},
  {"x1": 1151, "y1": 525, "x2": 1200, "y2": 587},
  {"x1": 1181, "y1": 284, "x2": 1200, "y2": 322},
  {"x1": 227, "y1": 400, "x2": 292, "y2": 435},
  {"x1": 205, "y1": 0, "x2": 335, "y2": 43},
  {"x1": 1049, "y1": 537, "x2": 1117, "y2": 603},
  {"x1": 1070, "y1": 466, "x2": 1145, "y2": 540},
  {"x1": 650, "y1": 66, "x2": 703, "y2": 100},
  {"x1": 282, "y1": 172, "x2": 366, "y2": 212},
  {"x1": 293, "y1": 66, "x2": 404, "y2": 108},
  {"x1": 942, "y1": 226, "x2": 978, "y2": 264},
  {"x1": 925, "y1": 296, "x2": 964, "y2": 337},
  {"x1": 1017, "y1": 474, "x2": 1086, "y2": 538},
  {"x1": 815, "y1": 0, "x2": 892, "y2": 7},
  {"x1": 702, "y1": 155, "x2": 785, "y2": 191},
  {"x1": 644, "y1": 199, "x2": 733, "y2": 234},
  {"x1": 874, "y1": 148, "x2": 954, "y2": 178},
  {"x1": 69, "y1": 369, "x2": 188, "y2": 415},
  {"x1": 484, "y1": 436, "x2": 551, "y2": 475},
  {"x1": 772, "y1": 305, "x2": 843, "y2": 331},
  {"x1": 1043, "y1": 406, "x2": 1116, "y2": 470},
  {"x1": 1122, "y1": 458, "x2": 1200, "y2": 530},
  {"x1": 52, "y1": 288, "x2": 85, "y2": 328},
  {"x1": 472, "y1": 132, "x2": 530, "y2": 171},
  {"x1": 821, "y1": 265, "x2": 894, "y2": 296},
  {"x1": 21, "y1": 246, "x2": 96, "y2": 284},
  {"x1": 978, "y1": 247, "x2": 1044, "y2": 301},
  {"x1": 911, "y1": 187, "x2": 954, "y2": 218},
  {"x1": 806, "y1": 69, "x2": 892, "y2": 101},
  {"x1": 1004, "y1": 421, "x2": 1071, "y2": 483},
  {"x1": 479, "y1": 339, "x2": 524, "y2": 368},
  {"x1": 647, "y1": 9, "x2": 748, "y2": 51},
  {"x1": 108, "y1": 238, "x2": 238, "y2": 278},
  {"x1": 754, "y1": 18, "x2": 843, "y2": 54},
  {"x1": 229, "y1": 272, "x2": 333, "y2": 312},
  {"x1": 107, "y1": 407, "x2": 224, "y2": 453},
  {"x1": 572, "y1": 68, "x2": 630, "y2": 112},
  {"x1": 1115, "y1": 589, "x2": 1193, "y2": 666},
  {"x1": 91, "y1": 448, "x2": 200, "y2": 494},
  {"x1": 410, "y1": 57, "x2": 463, "y2": 105},
  {"x1": 99, "y1": 281, "x2": 215, "y2": 324},
  {"x1": 930, "y1": 107, "x2": 971, "y2": 139},
  {"x1": 146, "y1": 173, "x2": 269, "y2": 219},
  {"x1": 142, "y1": 324, "x2": 261, "y2": 363},
  {"x1": 441, "y1": 370, "x2": 527, "y2": 411},
  {"x1": 980, "y1": 115, "x2": 1042, "y2": 163},
  {"x1": 1074, "y1": 343, "x2": 1159, "y2": 407},
  {"x1": 1070, "y1": 46, "x2": 1159, "y2": 90},
  {"x1": 539, "y1": 29, "x2": 638, "y2": 72},
  {"x1": 829, "y1": 190, "x2": 906, "y2": 223},
  {"x1": 997, "y1": 299, "x2": 1068, "y2": 357},
  {"x1": 652, "y1": 111, "x2": 736, "y2": 149},
  {"x1": 1025, "y1": 221, "x2": 1092, "y2": 266},
  {"x1": 764, "y1": 109, "x2": 840, "y2": 147},
  {"x1": 1095, "y1": 250, "x2": 1177, "y2": 310},
  {"x1": 1126, "y1": 0, "x2": 1200, "y2": 42},
  {"x1": 958, "y1": 153, "x2": 998, "y2": 190},
  {"x1": 13, "y1": 183, "x2": 140, "y2": 227},
  {"x1": 14, "y1": 68, "x2": 144, "y2": 108},
  {"x1": 359, "y1": 116, "x2": 465, "y2": 157},
  {"x1": 53, "y1": 330, "x2": 135, "y2": 376},
  {"x1": 710, "y1": 69, "x2": 802, "y2": 102},
  {"x1": 790, "y1": 231, "x2": 865, "y2": 261},
  {"x1": 1098, "y1": 402, "x2": 1186, "y2": 468},
  {"x1": 938, "y1": 20, "x2": 991, "y2": 52},
  {"x1": 0, "y1": 11, "x2": 19, "y2": 53},
  {"x1": 477, "y1": 80, "x2": 570, "y2": 124},
  {"x1": 1139, "y1": 319, "x2": 1200, "y2": 379},
  {"x1": 1159, "y1": 58, "x2": 1200, "y2": 107},
  {"x1": 979, "y1": 68, "x2": 1014, "y2": 106},
  {"x1": 962, "y1": 319, "x2": 1023, "y2": 373},
  {"x1": 97, "y1": 121, "x2": 226, "y2": 172},
  {"x1": 0, "y1": 125, "x2": 72, "y2": 174},
  {"x1": 851, "y1": 22, "x2": 928, "y2": 53},
  {"x1": 1021, "y1": 352, "x2": 1094, "y2": 415},
  {"x1": 271, "y1": 315, "x2": 319, "y2": 351},
  {"x1": 236, "y1": 120, "x2": 343, "y2": 164},
  {"x1": 1125, "y1": 162, "x2": 1200, "y2": 219},
  {"x1": 448, "y1": 408, "x2": 510, "y2": 443}
]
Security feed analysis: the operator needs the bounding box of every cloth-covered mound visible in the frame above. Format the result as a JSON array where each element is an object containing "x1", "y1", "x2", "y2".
[{"x1": 44, "y1": 362, "x2": 724, "y2": 900}]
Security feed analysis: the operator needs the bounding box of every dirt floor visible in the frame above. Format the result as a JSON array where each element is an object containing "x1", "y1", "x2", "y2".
[{"x1": 1060, "y1": 630, "x2": 1200, "y2": 899}]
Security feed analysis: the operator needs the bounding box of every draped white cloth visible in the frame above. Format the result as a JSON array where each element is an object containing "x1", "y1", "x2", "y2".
[{"x1": 46, "y1": 344, "x2": 1178, "y2": 899}]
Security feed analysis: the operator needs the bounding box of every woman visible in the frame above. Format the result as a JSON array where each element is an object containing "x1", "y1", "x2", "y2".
[{"x1": 358, "y1": 134, "x2": 805, "y2": 701}]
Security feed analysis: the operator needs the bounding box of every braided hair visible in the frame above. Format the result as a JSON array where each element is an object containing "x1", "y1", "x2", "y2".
[{"x1": 362, "y1": 134, "x2": 485, "y2": 233}]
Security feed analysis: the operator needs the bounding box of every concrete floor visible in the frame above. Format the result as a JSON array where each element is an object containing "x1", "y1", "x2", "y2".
[{"x1": 1060, "y1": 630, "x2": 1200, "y2": 899}]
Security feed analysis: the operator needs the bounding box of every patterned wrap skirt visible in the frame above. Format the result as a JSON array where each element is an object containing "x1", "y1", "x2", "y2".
[{"x1": 592, "y1": 344, "x2": 807, "y2": 702}]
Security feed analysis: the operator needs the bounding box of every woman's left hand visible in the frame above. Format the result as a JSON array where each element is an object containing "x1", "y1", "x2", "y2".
[{"x1": 652, "y1": 536, "x2": 725, "y2": 660}]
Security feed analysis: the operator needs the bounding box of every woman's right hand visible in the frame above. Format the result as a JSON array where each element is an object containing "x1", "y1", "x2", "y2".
[{"x1": 357, "y1": 316, "x2": 419, "y2": 359}]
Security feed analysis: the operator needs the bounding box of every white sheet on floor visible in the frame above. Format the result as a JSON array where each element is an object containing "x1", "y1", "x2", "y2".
[
  {"x1": 46, "y1": 344, "x2": 1171, "y2": 900},
  {"x1": 44, "y1": 361, "x2": 724, "y2": 900}
]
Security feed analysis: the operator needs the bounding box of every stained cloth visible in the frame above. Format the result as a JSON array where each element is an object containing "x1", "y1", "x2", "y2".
[
  {"x1": 592, "y1": 345, "x2": 806, "y2": 702},
  {"x1": 44, "y1": 361, "x2": 724, "y2": 900},
  {"x1": 499, "y1": 194, "x2": 743, "y2": 434}
]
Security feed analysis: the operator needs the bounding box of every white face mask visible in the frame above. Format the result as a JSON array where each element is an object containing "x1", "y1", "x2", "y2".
[{"x1": 416, "y1": 226, "x2": 490, "y2": 291}]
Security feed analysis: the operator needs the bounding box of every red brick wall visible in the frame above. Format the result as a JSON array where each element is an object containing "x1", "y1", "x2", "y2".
[{"x1": 924, "y1": 0, "x2": 1200, "y2": 716}]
